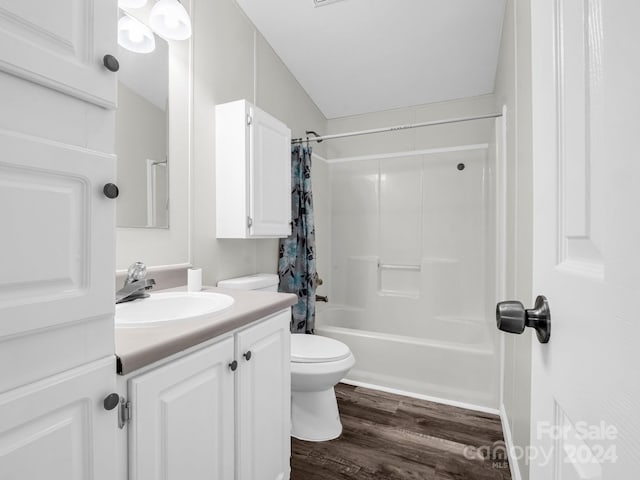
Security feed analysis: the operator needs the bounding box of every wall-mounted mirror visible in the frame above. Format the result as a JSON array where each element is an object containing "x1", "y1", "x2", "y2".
[{"x1": 116, "y1": 35, "x2": 169, "y2": 228}]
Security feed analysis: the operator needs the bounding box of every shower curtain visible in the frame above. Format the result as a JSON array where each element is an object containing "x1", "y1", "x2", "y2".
[{"x1": 278, "y1": 145, "x2": 317, "y2": 334}]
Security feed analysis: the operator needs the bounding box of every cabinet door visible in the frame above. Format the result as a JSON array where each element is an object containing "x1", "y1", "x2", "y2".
[
  {"x1": 0, "y1": 0, "x2": 117, "y2": 108},
  {"x1": 249, "y1": 106, "x2": 292, "y2": 237},
  {"x1": 129, "y1": 338, "x2": 235, "y2": 480},
  {"x1": 236, "y1": 311, "x2": 291, "y2": 480},
  {"x1": 0, "y1": 357, "x2": 117, "y2": 480},
  {"x1": 0, "y1": 130, "x2": 116, "y2": 340}
]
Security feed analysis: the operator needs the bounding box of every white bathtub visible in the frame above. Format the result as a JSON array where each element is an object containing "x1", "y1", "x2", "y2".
[{"x1": 315, "y1": 305, "x2": 500, "y2": 409}]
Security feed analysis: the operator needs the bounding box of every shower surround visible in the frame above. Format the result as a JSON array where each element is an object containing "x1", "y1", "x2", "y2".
[{"x1": 317, "y1": 144, "x2": 501, "y2": 409}]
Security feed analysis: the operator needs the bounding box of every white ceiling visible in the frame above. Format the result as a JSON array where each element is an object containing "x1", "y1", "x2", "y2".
[{"x1": 235, "y1": 0, "x2": 506, "y2": 119}]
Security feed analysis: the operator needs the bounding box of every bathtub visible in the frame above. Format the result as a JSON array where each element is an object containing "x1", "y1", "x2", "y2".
[{"x1": 315, "y1": 304, "x2": 500, "y2": 409}]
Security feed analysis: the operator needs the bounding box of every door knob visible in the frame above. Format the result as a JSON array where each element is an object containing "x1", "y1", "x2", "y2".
[
  {"x1": 496, "y1": 295, "x2": 551, "y2": 344},
  {"x1": 243, "y1": 351, "x2": 252, "y2": 361},
  {"x1": 229, "y1": 360, "x2": 238, "y2": 371}
]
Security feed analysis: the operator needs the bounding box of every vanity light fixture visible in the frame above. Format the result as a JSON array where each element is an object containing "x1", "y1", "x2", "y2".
[
  {"x1": 118, "y1": 14, "x2": 156, "y2": 53},
  {"x1": 118, "y1": 0, "x2": 148, "y2": 8},
  {"x1": 149, "y1": 0, "x2": 192, "y2": 41}
]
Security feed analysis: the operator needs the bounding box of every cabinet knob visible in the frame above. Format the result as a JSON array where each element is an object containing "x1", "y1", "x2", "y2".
[
  {"x1": 103, "y1": 183, "x2": 119, "y2": 199},
  {"x1": 103, "y1": 393, "x2": 120, "y2": 411},
  {"x1": 243, "y1": 351, "x2": 252, "y2": 361},
  {"x1": 229, "y1": 360, "x2": 238, "y2": 371},
  {"x1": 103, "y1": 54, "x2": 120, "y2": 72}
]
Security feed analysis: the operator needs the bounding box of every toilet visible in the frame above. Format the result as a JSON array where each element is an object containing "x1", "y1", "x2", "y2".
[
  {"x1": 217, "y1": 273, "x2": 356, "y2": 442},
  {"x1": 289, "y1": 333, "x2": 355, "y2": 441}
]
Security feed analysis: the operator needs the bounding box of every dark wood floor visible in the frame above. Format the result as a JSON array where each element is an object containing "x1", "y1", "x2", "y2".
[{"x1": 291, "y1": 384, "x2": 511, "y2": 480}]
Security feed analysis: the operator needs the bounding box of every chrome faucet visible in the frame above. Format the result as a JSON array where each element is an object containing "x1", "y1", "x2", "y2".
[
  {"x1": 124, "y1": 261, "x2": 147, "y2": 285},
  {"x1": 115, "y1": 262, "x2": 156, "y2": 304}
]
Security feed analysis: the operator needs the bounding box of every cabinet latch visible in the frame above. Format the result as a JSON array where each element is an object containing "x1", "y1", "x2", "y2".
[
  {"x1": 246, "y1": 114, "x2": 252, "y2": 126},
  {"x1": 247, "y1": 216, "x2": 253, "y2": 228},
  {"x1": 119, "y1": 398, "x2": 132, "y2": 429}
]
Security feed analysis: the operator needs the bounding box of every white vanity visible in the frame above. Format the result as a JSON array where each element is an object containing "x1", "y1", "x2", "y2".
[{"x1": 114, "y1": 287, "x2": 296, "y2": 480}]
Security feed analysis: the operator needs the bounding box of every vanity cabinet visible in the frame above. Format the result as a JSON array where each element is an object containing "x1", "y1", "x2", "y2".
[
  {"x1": 215, "y1": 100, "x2": 292, "y2": 239},
  {"x1": 236, "y1": 312, "x2": 291, "y2": 480},
  {"x1": 125, "y1": 310, "x2": 291, "y2": 480},
  {"x1": 128, "y1": 338, "x2": 235, "y2": 480}
]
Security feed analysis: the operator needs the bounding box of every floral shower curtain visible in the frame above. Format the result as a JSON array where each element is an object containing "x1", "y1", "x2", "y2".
[{"x1": 278, "y1": 145, "x2": 317, "y2": 334}]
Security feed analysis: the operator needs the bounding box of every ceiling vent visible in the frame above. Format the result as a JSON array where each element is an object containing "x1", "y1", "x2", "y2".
[{"x1": 313, "y1": 0, "x2": 347, "y2": 7}]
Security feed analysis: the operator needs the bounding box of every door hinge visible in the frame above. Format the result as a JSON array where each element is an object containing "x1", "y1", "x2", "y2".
[
  {"x1": 118, "y1": 398, "x2": 131, "y2": 429},
  {"x1": 246, "y1": 114, "x2": 252, "y2": 126},
  {"x1": 247, "y1": 216, "x2": 253, "y2": 228}
]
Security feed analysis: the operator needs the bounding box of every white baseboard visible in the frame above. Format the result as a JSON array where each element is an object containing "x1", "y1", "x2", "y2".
[
  {"x1": 340, "y1": 378, "x2": 500, "y2": 416},
  {"x1": 499, "y1": 404, "x2": 522, "y2": 480}
]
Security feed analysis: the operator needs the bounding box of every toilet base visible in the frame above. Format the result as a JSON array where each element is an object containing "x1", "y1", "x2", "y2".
[{"x1": 291, "y1": 387, "x2": 342, "y2": 442}]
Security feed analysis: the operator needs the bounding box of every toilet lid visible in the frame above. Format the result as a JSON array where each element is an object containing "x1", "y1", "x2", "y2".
[{"x1": 290, "y1": 334, "x2": 351, "y2": 363}]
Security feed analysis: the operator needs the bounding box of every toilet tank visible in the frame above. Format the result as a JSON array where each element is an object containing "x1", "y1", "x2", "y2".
[{"x1": 217, "y1": 273, "x2": 279, "y2": 292}]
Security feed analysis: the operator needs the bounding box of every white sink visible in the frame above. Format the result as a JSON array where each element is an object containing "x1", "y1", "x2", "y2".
[{"x1": 115, "y1": 291, "x2": 235, "y2": 327}]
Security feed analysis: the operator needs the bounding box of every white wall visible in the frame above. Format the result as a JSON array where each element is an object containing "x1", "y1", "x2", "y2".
[
  {"x1": 494, "y1": 0, "x2": 533, "y2": 478},
  {"x1": 326, "y1": 95, "x2": 497, "y2": 159},
  {"x1": 190, "y1": 0, "x2": 327, "y2": 286},
  {"x1": 115, "y1": 0, "x2": 329, "y2": 285}
]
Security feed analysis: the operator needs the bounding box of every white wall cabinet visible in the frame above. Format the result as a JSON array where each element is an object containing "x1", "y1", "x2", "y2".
[
  {"x1": 125, "y1": 310, "x2": 291, "y2": 480},
  {"x1": 215, "y1": 100, "x2": 292, "y2": 238}
]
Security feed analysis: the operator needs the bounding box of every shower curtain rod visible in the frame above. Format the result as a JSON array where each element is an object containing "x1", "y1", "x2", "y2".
[{"x1": 291, "y1": 112, "x2": 503, "y2": 144}]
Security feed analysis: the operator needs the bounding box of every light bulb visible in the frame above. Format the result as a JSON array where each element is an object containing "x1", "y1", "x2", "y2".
[
  {"x1": 118, "y1": 15, "x2": 156, "y2": 54},
  {"x1": 149, "y1": 0, "x2": 192, "y2": 40},
  {"x1": 164, "y1": 15, "x2": 179, "y2": 29},
  {"x1": 129, "y1": 29, "x2": 144, "y2": 43}
]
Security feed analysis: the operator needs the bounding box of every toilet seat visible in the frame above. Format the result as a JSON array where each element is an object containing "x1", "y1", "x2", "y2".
[{"x1": 291, "y1": 334, "x2": 351, "y2": 363}]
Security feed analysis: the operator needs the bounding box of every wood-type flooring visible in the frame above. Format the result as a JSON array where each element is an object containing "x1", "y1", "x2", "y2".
[{"x1": 291, "y1": 383, "x2": 512, "y2": 480}]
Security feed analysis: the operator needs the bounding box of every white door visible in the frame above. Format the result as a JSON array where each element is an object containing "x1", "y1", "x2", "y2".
[
  {"x1": 0, "y1": 130, "x2": 116, "y2": 340},
  {"x1": 0, "y1": 357, "x2": 117, "y2": 480},
  {"x1": 128, "y1": 338, "x2": 235, "y2": 480},
  {"x1": 528, "y1": 0, "x2": 640, "y2": 478},
  {"x1": 0, "y1": 0, "x2": 117, "y2": 107},
  {"x1": 249, "y1": 106, "x2": 292, "y2": 237},
  {"x1": 236, "y1": 311, "x2": 291, "y2": 480}
]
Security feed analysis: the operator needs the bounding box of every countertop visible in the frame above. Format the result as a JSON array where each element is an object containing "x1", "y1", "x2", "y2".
[{"x1": 115, "y1": 286, "x2": 297, "y2": 375}]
